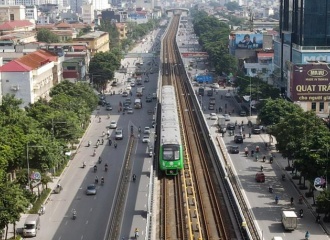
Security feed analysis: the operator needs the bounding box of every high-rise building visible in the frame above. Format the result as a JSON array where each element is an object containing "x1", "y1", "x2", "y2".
[
  {"x1": 280, "y1": 0, "x2": 330, "y2": 46},
  {"x1": 274, "y1": 0, "x2": 330, "y2": 114}
]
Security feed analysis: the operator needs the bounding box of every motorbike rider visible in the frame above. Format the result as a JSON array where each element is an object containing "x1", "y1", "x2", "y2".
[
  {"x1": 290, "y1": 197, "x2": 294, "y2": 205},
  {"x1": 95, "y1": 176, "x2": 99, "y2": 184},
  {"x1": 305, "y1": 231, "x2": 310, "y2": 239},
  {"x1": 94, "y1": 165, "x2": 97, "y2": 172},
  {"x1": 269, "y1": 185, "x2": 273, "y2": 193},
  {"x1": 93, "y1": 149, "x2": 96, "y2": 156},
  {"x1": 105, "y1": 163, "x2": 108, "y2": 171},
  {"x1": 88, "y1": 141, "x2": 91, "y2": 147},
  {"x1": 282, "y1": 174, "x2": 286, "y2": 180},
  {"x1": 256, "y1": 145, "x2": 260, "y2": 153},
  {"x1": 299, "y1": 209, "x2": 303, "y2": 217},
  {"x1": 98, "y1": 156, "x2": 102, "y2": 163},
  {"x1": 83, "y1": 162, "x2": 86, "y2": 168},
  {"x1": 251, "y1": 150, "x2": 254, "y2": 157},
  {"x1": 262, "y1": 156, "x2": 266, "y2": 162},
  {"x1": 135, "y1": 228, "x2": 139, "y2": 238},
  {"x1": 260, "y1": 165, "x2": 264, "y2": 172},
  {"x1": 101, "y1": 176, "x2": 104, "y2": 184},
  {"x1": 114, "y1": 141, "x2": 117, "y2": 148},
  {"x1": 244, "y1": 147, "x2": 248, "y2": 157},
  {"x1": 275, "y1": 195, "x2": 279, "y2": 204},
  {"x1": 72, "y1": 209, "x2": 77, "y2": 219},
  {"x1": 133, "y1": 174, "x2": 137, "y2": 182}
]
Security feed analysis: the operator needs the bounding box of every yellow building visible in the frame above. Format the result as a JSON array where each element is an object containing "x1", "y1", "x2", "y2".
[
  {"x1": 115, "y1": 23, "x2": 127, "y2": 40},
  {"x1": 73, "y1": 31, "x2": 109, "y2": 56}
]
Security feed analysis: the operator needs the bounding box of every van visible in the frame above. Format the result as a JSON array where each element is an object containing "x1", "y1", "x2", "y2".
[
  {"x1": 134, "y1": 98, "x2": 142, "y2": 109},
  {"x1": 23, "y1": 214, "x2": 40, "y2": 237}
]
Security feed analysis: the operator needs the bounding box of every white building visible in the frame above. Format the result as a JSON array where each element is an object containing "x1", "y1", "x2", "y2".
[
  {"x1": 0, "y1": 5, "x2": 25, "y2": 22},
  {"x1": 81, "y1": 1, "x2": 94, "y2": 24},
  {"x1": 25, "y1": 5, "x2": 37, "y2": 21},
  {"x1": 93, "y1": 0, "x2": 110, "y2": 10},
  {"x1": 0, "y1": 50, "x2": 61, "y2": 107}
]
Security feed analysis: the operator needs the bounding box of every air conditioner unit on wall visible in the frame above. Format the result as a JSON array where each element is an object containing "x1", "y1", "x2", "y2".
[
  {"x1": 10, "y1": 85, "x2": 19, "y2": 91},
  {"x1": 34, "y1": 84, "x2": 40, "y2": 90}
]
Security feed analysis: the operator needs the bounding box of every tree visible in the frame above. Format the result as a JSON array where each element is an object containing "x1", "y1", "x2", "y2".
[
  {"x1": 36, "y1": 29, "x2": 59, "y2": 43},
  {"x1": 258, "y1": 98, "x2": 303, "y2": 126},
  {"x1": 225, "y1": 1, "x2": 241, "y2": 11},
  {"x1": 98, "y1": 20, "x2": 119, "y2": 48},
  {"x1": 0, "y1": 181, "x2": 29, "y2": 240},
  {"x1": 89, "y1": 52, "x2": 121, "y2": 91}
]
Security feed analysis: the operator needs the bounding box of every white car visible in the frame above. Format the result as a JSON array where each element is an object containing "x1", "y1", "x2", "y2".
[
  {"x1": 144, "y1": 127, "x2": 151, "y2": 134},
  {"x1": 223, "y1": 114, "x2": 230, "y2": 121},
  {"x1": 211, "y1": 83, "x2": 220, "y2": 89},
  {"x1": 109, "y1": 121, "x2": 117, "y2": 129},
  {"x1": 225, "y1": 92, "x2": 231, "y2": 98},
  {"x1": 142, "y1": 135, "x2": 150, "y2": 143},
  {"x1": 115, "y1": 127, "x2": 123, "y2": 140},
  {"x1": 209, "y1": 113, "x2": 217, "y2": 120},
  {"x1": 126, "y1": 85, "x2": 132, "y2": 91},
  {"x1": 130, "y1": 82, "x2": 135, "y2": 87}
]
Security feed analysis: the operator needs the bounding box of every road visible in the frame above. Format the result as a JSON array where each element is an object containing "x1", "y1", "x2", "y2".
[
  {"x1": 177, "y1": 21, "x2": 330, "y2": 240},
  {"x1": 32, "y1": 28, "x2": 163, "y2": 240}
]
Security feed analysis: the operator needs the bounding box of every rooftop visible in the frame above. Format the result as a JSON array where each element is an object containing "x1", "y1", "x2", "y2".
[
  {"x1": 0, "y1": 20, "x2": 34, "y2": 31},
  {"x1": 75, "y1": 31, "x2": 107, "y2": 39}
]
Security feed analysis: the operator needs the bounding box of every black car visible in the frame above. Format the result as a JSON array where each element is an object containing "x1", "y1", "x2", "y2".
[
  {"x1": 234, "y1": 135, "x2": 243, "y2": 143},
  {"x1": 227, "y1": 123, "x2": 235, "y2": 130},
  {"x1": 146, "y1": 96, "x2": 152, "y2": 102},
  {"x1": 239, "y1": 110, "x2": 247, "y2": 116},
  {"x1": 229, "y1": 146, "x2": 239, "y2": 154}
]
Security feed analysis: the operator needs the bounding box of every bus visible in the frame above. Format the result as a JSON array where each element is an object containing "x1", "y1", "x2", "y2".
[{"x1": 134, "y1": 99, "x2": 142, "y2": 109}]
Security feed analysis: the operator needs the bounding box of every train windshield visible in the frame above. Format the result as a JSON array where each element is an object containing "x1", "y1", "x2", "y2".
[{"x1": 163, "y1": 145, "x2": 180, "y2": 160}]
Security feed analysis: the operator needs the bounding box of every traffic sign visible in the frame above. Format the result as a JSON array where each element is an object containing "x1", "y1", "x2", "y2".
[{"x1": 314, "y1": 177, "x2": 326, "y2": 191}]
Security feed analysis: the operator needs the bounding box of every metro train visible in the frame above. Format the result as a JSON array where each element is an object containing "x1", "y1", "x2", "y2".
[{"x1": 159, "y1": 85, "x2": 184, "y2": 175}]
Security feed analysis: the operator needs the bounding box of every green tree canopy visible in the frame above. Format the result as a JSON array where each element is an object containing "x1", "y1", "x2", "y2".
[{"x1": 36, "y1": 29, "x2": 60, "y2": 43}]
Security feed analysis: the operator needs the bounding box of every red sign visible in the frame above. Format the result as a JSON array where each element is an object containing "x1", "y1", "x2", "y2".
[
  {"x1": 181, "y1": 52, "x2": 208, "y2": 58},
  {"x1": 290, "y1": 64, "x2": 330, "y2": 102}
]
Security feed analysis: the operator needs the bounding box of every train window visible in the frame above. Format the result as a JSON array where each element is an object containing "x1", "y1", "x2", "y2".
[{"x1": 163, "y1": 147, "x2": 180, "y2": 160}]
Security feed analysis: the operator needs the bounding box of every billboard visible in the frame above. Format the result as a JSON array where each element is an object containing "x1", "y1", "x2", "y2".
[
  {"x1": 292, "y1": 51, "x2": 330, "y2": 64},
  {"x1": 196, "y1": 75, "x2": 213, "y2": 83},
  {"x1": 235, "y1": 33, "x2": 263, "y2": 49},
  {"x1": 290, "y1": 64, "x2": 330, "y2": 101}
]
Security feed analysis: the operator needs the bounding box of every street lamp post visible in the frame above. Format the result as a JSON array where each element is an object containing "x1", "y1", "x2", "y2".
[
  {"x1": 26, "y1": 144, "x2": 43, "y2": 191},
  {"x1": 249, "y1": 76, "x2": 252, "y2": 117}
]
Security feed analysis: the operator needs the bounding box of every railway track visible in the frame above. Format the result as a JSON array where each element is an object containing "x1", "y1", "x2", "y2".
[{"x1": 159, "y1": 15, "x2": 237, "y2": 240}]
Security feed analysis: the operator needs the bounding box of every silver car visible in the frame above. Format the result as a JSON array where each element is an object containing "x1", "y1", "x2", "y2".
[{"x1": 86, "y1": 184, "x2": 97, "y2": 195}]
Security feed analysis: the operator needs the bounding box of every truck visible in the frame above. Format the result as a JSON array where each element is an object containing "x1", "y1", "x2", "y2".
[
  {"x1": 217, "y1": 116, "x2": 226, "y2": 133},
  {"x1": 281, "y1": 210, "x2": 297, "y2": 231}
]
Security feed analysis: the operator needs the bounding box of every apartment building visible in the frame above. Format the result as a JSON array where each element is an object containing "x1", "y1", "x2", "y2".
[{"x1": 73, "y1": 31, "x2": 109, "y2": 56}]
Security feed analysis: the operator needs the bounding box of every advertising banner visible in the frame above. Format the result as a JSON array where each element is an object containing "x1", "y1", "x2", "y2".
[
  {"x1": 290, "y1": 64, "x2": 330, "y2": 101},
  {"x1": 235, "y1": 33, "x2": 263, "y2": 49}
]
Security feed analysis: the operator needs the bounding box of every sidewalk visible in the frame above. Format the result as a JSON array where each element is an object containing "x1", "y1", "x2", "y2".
[{"x1": 259, "y1": 133, "x2": 330, "y2": 235}]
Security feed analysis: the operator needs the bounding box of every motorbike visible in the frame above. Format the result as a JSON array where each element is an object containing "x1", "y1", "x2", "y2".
[
  {"x1": 95, "y1": 177, "x2": 99, "y2": 184},
  {"x1": 93, "y1": 150, "x2": 96, "y2": 157},
  {"x1": 98, "y1": 157, "x2": 102, "y2": 164},
  {"x1": 299, "y1": 209, "x2": 303, "y2": 218},
  {"x1": 244, "y1": 150, "x2": 248, "y2": 157},
  {"x1": 260, "y1": 165, "x2": 264, "y2": 172},
  {"x1": 87, "y1": 141, "x2": 91, "y2": 147},
  {"x1": 82, "y1": 162, "x2": 86, "y2": 168},
  {"x1": 316, "y1": 215, "x2": 321, "y2": 223},
  {"x1": 105, "y1": 165, "x2": 108, "y2": 172},
  {"x1": 282, "y1": 174, "x2": 286, "y2": 181},
  {"x1": 101, "y1": 178, "x2": 104, "y2": 185},
  {"x1": 72, "y1": 210, "x2": 77, "y2": 220},
  {"x1": 94, "y1": 166, "x2": 97, "y2": 173},
  {"x1": 275, "y1": 196, "x2": 279, "y2": 204},
  {"x1": 299, "y1": 196, "x2": 303, "y2": 204},
  {"x1": 133, "y1": 174, "x2": 136, "y2": 182}
]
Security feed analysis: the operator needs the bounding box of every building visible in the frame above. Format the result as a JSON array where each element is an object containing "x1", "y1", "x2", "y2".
[
  {"x1": 115, "y1": 22, "x2": 127, "y2": 40},
  {"x1": 81, "y1": 1, "x2": 94, "y2": 24},
  {"x1": 73, "y1": 31, "x2": 109, "y2": 56},
  {"x1": 0, "y1": 50, "x2": 61, "y2": 107},
  {"x1": 0, "y1": 19, "x2": 35, "y2": 34},
  {"x1": 25, "y1": 5, "x2": 37, "y2": 21},
  {"x1": 0, "y1": 5, "x2": 25, "y2": 23},
  {"x1": 274, "y1": 0, "x2": 330, "y2": 115}
]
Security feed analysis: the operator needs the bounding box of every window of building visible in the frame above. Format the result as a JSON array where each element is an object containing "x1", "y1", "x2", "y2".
[
  {"x1": 319, "y1": 102, "x2": 324, "y2": 112},
  {"x1": 10, "y1": 14, "x2": 14, "y2": 21},
  {"x1": 311, "y1": 102, "x2": 316, "y2": 111}
]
